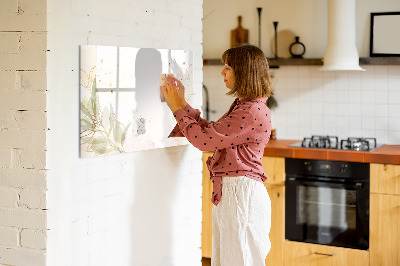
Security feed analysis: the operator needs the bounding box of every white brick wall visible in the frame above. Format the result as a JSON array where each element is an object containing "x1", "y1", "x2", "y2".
[
  {"x1": 0, "y1": 0, "x2": 48, "y2": 265},
  {"x1": 47, "y1": 0, "x2": 203, "y2": 266}
]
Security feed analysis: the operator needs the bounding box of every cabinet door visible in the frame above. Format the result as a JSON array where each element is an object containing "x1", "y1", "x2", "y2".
[
  {"x1": 370, "y1": 163, "x2": 400, "y2": 195},
  {"x1": 264, "y1": 185, "x2": 284, "y2": 266},
  {"x1": 284, "y1": 241, "x2": 369, "y2": 266},
  {"x1": 261, "y1": 156, "x2": 285, "y2": 185},
  {"x1": 370, "y1": 193, "x2": 400, "y2": 266},
  {"x1": 202, "y1": 152, "x2": 213, "y2": 258}
]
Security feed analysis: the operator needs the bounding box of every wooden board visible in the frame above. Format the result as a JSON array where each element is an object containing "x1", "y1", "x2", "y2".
[{"x1": 370, "y1": 193, "x2": 400, "y2": 266}]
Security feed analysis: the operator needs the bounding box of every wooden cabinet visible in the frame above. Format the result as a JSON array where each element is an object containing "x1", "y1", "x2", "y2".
[
  {"x1": 262, "y1": 156, "x2": 285, "y2": 266},
  {"x1": 201, "y1": 152, "x2": 213, "y2": 258},
  {"x1": 370, "y1": 163, "x2": 400, "y2": 195},
  {"x1": 264, "y1": 184, "x2": 284, "y2": 266},
  {"x1": 370, "y1": 163, "x2": 400, "y2": 266},
  {"x1": 284, "y1": 241, "x2": 369, "y2": 266}
]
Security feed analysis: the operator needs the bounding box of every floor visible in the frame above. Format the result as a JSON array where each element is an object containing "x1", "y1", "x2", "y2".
[{"x1": 202, "y1": 257, "x2": 211, "y2": 266}]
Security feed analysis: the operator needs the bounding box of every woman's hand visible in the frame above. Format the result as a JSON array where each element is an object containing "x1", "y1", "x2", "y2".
[
  {"x1": 161, "y1": 79, "x2": 184, "y2": 113},
  {"x1": 171, "y1": 77, "x2": 187, "y2": 109}
]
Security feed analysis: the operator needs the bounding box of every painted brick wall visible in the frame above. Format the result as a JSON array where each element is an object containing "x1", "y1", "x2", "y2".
[
  {"x1": 0, "y1": 0, "x2": 48, "y2": 265},
  {"x1": 46, "y1": 0, "x2": 203, "y2": 266}
]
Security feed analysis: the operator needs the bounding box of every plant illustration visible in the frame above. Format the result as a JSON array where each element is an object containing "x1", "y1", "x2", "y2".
[{"x1": 80, "y1": 73, "x2": 131, "y2": 156}]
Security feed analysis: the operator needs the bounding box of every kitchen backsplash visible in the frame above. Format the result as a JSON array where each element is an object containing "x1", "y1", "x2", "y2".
[{"x1": 203, "y1": 65, "x2": 400, "y2": 144}]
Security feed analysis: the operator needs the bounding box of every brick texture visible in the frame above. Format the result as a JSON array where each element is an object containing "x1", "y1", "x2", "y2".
[{"x1": 0, "y1": 0, "x2": 47, "y2": 264}]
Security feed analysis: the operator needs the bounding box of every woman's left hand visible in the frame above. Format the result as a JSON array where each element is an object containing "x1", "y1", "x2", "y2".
[{"x1": 161, "y1": 80, "x2": 184, "y2": 113}]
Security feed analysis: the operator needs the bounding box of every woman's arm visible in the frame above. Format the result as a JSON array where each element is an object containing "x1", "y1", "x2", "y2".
[{"x1": 172, "y1": 106, "x2": 257, "y2": 152}]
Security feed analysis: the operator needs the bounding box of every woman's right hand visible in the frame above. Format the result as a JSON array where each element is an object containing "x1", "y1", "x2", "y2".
[{"x1": 169, "y1": 76, "x2": 187, "y2": 108}]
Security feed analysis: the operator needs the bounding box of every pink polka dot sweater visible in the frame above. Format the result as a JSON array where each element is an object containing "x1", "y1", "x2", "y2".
[{"x1": 168, "y1": 97, "x2": 272, "y2": 206}]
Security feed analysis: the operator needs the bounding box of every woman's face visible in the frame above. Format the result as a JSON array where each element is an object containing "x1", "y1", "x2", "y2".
[{"x1": 220, "y1": 64, "x2": 235, "y2": 89}]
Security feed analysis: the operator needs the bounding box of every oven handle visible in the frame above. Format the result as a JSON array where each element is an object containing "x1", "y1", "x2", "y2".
[{"x1": 286, "y1": 177, "x2": 364, "y2": 189}]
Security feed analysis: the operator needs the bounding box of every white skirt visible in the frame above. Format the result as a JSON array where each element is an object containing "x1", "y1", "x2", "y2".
[{"x1": 212, "y1": 176, "x2": 271, "y2": 266}]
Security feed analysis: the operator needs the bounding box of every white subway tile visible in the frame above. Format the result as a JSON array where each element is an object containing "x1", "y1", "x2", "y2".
[
  {"x1": 375, "y1": 104, "x2": 389, "y2": 117},
  {"x1": 388, "y1": 91, "x2": 400, "y2": 105},
  {"x1": 310, "y1": 77, "x2": 323, "y2": 90},
  {"x1": 323, "y1": 115, "x2": 336, "y2": 129},
  {"x1": 323, "y1": 103, "x2": 336, "y2": 116},
  {"x1": 388, "y1": 117, "x2": 400, "y2": 131},
  {"x1": 336, "y1": 103, "x2": 349, "y2": 116},
  {"x1": 374, "y1": 117, "x2": 389, "y2": 131},
  {"x1": 374, "y1": 90, "x2": 388, "y2": 104},
  {"x1": 361, "y1": 129, "x2": 375, "y2": 138},
  {"x1": 298, "y1": 77, "x2": 310, "y2": 89},
  {"x1": 348, "y1": 71, "x2": 362, "y2": 90},
  {"x1": 388, "y1": 131, "x2": 400, "y2": 143},
  {"x1": 389, "y1": 104, "x2": 400, "y2": 117},
  {"x1": 348, "y1": 116, "x2": 362, "y2": 129},
  {"x1": 285, "y1": 66, "x2": 298, "y2": 77},
  {"x1": 374, "y1": 65, "x2": 388, "y2": 77},
  {"x1": 298, "y1": 67, "x2": 311, "y2": 78},
  {"x1": 348, "y1": 103, "x2": 362, "y2": 116},
  {"x1": 336, "y1": 115, "x2": 348, "y2": 129},
  {"x1": 388, "y1": 76, "x2": 400, "y2": 91},
  {"x1": 374, "y1": 77, "x2": 388, "y2": 92},
  {"x1": 361, "y1": 90, "x2": 374, "y2": 104},
  {"x1": 309, "y1": 66, "x2": 323, "y2": 77},
  {"x1": 286, "y1": 77, "x2": 299, "y2": 89},
  {"x1": 375, "y1": 130, "x2": 389, "y2": 144},
  {"x1": 335, "y1": 72, "x2": 349, "y2": 90},
  {"x1": 349, "y1": 128, "x2": 362, "y2": 137},
  {"x1": 361, "y1": 104, "x2": 375, "y2": 116}
]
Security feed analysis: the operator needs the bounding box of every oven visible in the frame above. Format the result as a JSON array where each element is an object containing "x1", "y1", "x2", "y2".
[{"x1": 285, "y1": 158, "x2": 370, "y2": 250}]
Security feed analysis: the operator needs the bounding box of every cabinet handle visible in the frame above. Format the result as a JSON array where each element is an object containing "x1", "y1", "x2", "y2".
[{"x1": 314, "y1": 252, "x2": 335, "y2": 257}]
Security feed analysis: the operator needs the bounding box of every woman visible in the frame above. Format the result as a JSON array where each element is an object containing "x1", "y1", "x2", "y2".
[{"x1": 161, "y1": 44, "x2": 273, "y2": 266}]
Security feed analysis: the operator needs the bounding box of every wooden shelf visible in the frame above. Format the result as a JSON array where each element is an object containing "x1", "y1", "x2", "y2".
[
  {"x1": 359, "y1": 57, "x2": 400, "y2": 65},
  {"x1": 203, "y1": 57, "x2": 400, "y2": 67}
]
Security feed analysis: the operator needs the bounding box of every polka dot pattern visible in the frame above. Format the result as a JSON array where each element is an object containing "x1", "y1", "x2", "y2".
[{"x1": 168, "y1": 97, "x2": 272, "y2": 206}]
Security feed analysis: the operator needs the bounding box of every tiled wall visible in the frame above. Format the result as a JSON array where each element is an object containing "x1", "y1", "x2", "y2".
[{"x1": 203, "y1": 65, "x2": 400, "y2": 145}]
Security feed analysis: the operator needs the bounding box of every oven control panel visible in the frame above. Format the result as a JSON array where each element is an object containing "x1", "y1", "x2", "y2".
[{"x1": 286, "y1": 158, "x2": 369, "y2": 180}]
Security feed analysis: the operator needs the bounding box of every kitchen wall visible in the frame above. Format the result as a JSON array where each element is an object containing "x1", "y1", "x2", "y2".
[
  {"x1": 47, "y1": 0, "x2": 203, "y2": 266},
  {"x1": 0, "y1": 0, "x2": 48, "y2": 265},
  {"x1": 203, "y1": 0, "x2": 400, "y2": 144}
]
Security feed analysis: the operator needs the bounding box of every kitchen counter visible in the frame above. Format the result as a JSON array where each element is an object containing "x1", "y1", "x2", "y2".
[{"x1": 263, "y1": 139, "x2": 400, "y2": 164}]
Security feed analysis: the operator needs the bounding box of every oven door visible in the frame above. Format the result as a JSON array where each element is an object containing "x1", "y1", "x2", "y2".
[{"x1": 285, "y1": 177, "x2": 369, "y2": 250}]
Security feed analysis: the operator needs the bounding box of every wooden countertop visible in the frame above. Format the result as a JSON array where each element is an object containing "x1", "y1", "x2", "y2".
[{"x1": 263, "y1": 139, "x2": 400, "y2": 165}]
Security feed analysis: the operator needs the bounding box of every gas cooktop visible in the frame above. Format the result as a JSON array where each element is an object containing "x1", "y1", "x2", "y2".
[{"x1": 289, "y1": 135, "x2": 383, "y2": 151}]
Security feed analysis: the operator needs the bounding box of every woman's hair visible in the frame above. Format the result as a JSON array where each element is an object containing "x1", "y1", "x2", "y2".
[{"x1": 221, "y1": 44, "x2": 273, "y2": 99}]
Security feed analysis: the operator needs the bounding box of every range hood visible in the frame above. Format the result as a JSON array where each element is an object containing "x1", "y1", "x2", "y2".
[{"x1": 320, "y1": 0, "x2": 365, "y2": 71}]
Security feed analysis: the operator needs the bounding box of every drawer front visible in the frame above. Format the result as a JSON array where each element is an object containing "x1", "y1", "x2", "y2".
[{"x1": 284, "y1": 241, "x2": 369, "y2": 266}]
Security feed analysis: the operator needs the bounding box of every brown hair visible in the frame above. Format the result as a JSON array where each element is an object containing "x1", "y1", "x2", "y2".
[{"x1": 221, "y1": 44, "x2": 273, "y2": 99}]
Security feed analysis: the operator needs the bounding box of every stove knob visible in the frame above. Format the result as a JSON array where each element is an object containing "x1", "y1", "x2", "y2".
[{"x1": 340, "y1": 164, "x2": 347, "y2": 174}]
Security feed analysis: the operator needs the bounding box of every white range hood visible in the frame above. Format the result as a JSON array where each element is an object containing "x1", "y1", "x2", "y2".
[{"x1": 320, "y1": 0, "x2": 365, "y2": 71}]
